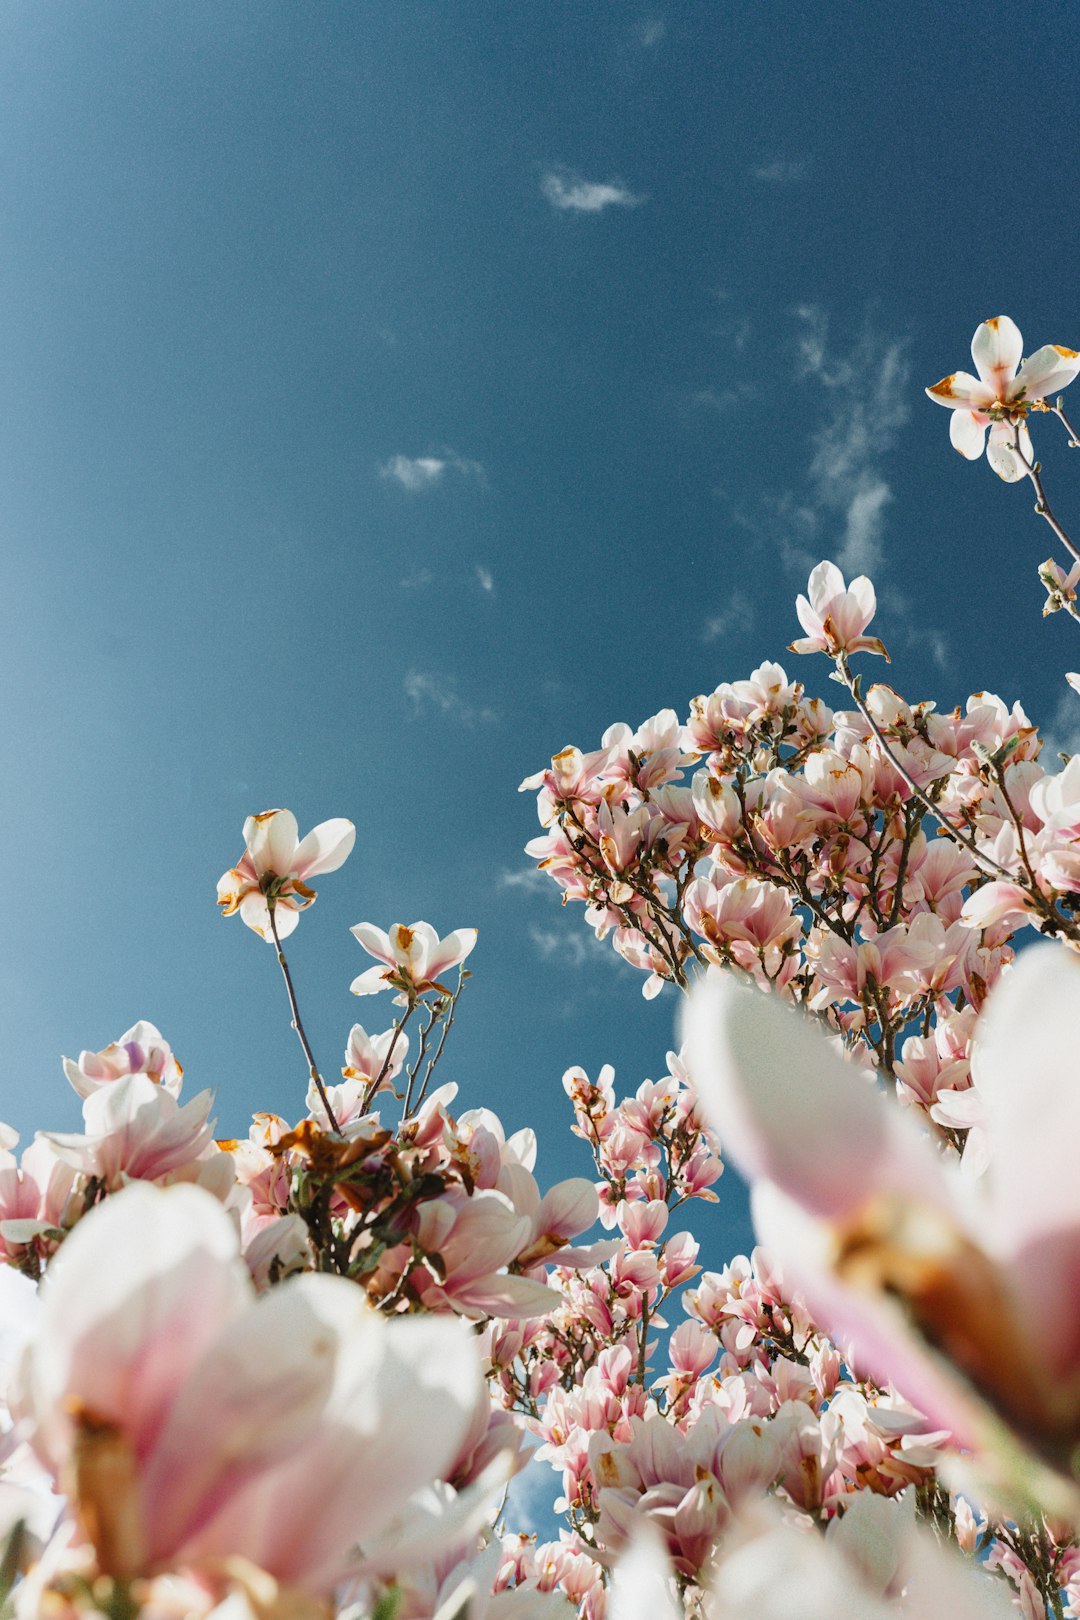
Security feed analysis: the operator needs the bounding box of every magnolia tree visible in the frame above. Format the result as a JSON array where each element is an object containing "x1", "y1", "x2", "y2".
[{"x1": 2, "y1": 317, "x2": 1080, "y2": 1620}]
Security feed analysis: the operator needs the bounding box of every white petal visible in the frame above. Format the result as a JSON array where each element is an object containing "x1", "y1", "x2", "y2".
[
  {"x1": 1011, "y1": 343, "x2": 1080, "y2": 403},
  {"x1": 292, "y1": 820, "x2": 356, "y2": 879},
  {"x1": 986, "y1": 421, "x2": 1031, "y2": 482},
  {"x1": 970, "y1": 316, "x2": 1023, "y2": 388},
  {"x1": 949, "y1": 409, "x2": 988, "y2": 460},
  {"x1": 925, "y1": 371, "x2": 996, "y2": 411}
]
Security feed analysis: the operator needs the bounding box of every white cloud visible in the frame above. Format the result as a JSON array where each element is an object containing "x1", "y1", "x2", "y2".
[
  {"x1": 794, "y1": 305, "x2": 911, "y2": 576},
  {"x1": 475, "y1": 565, "x2": 495, "y2": 595},
  {"x1": 528, "y1": 925, "x2": 591, "y2": 968},
  {"x1": 703, "y1": 590, "x2": 755, "y2": 642},
  {"x1": 379, "y1": 451, "x2": 485, "y2": 492},
  {"x1": 1042, "y1": 681, "x2": 1080, "y2": 761},
  {"x1": 380, "y1": 455, "x2": 446, "y2": 491},
  {"x1": 637, "y1": 16, "x2": 666, "y2": 46},
  {"x1": 498, "y1": 867, "x2": 554, "y2": 897},
  {"x1": 404, "y1": 670, "x2": 498, "y2": 727},
  {"x1": 753, "y1": 158, "x2": 807, "y2": 185},
  {"x1": 540, "y1": 171, "x2": 645, "y2": 213}
]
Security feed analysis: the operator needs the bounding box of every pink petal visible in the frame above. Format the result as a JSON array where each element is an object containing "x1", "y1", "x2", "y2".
[
  {"x1": 14, "y1": 1184, "x2": 250, "y2": 1478},
  {"x1": 975, "y1": 945, "x2": 1080, "y2": 1378},
  {"x1": 428, "y1": 928, "x2": 478, "y2": 979},
  {"x1": 681, "y1": 972, "x2": 947, "y2": 1220}
]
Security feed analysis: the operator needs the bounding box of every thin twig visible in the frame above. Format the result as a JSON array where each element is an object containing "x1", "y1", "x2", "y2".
[
  {"x1": 268, "y1": 905, "x2": 341, "y2": 1133},
  {"x1": 1054, "y1": 401, "x2": 1080, "y2": 448},
  {"x1": 1009, "y1": 418, "x2": 1080, "y2": 566}
]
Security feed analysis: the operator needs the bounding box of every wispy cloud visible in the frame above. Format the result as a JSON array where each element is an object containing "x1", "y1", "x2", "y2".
[
  {"x1": 404, "y1": 670, "x2": 498, "y2": 727},
  {"x1": 753, "y1": 158, "x2": 807, "y2": 185},
  {"x1": 529, "y1": 924, "x2": 601, "y2": 970},
  {"x1": 498, "y1": 867, "x2": 559, "y2": 900},
  {"x1": 1042, "y1": 680, "x2": 1080, "y2": 761},
  {"x1": 637, "y1": 16, "x2": 666, "y2": 47},
  {"x1": 379, "y1": 451, "x2": 485, "y2": 492},
  {"x1": 475, "y1": 565, "x2": 495, "y2": 595},
  {"x1": 703, "y1": 590, "x2": 755, "y2": 642},
  {"x1": 400, "y1": 566, "x2": 435, "y2": 590},
  {"x1": 540, "y1": 171, "x2": 645, "y2": 213},
  {"x1": 793, "y1": 305, "x2": 910, "y2": 576}
]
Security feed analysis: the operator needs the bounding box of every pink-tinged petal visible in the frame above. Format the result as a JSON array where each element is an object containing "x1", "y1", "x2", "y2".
[
  {"x1": 535, "y1": 1177, "x2": 599, "y2": 1242},
  {"x1": 13, "y1": 1184, "x2": 250, "y2": 1478},
  {"x1": 452, "y1": 1272, "x2": 559, "y2": 1318},
  {"x1": 141, "y1": 1275, "x2": 354, "y2": 1564},
  {"x1": 960, "y1": 881, "x2": 1039, "y2": 932},
  {"x1": 986, "y1": 420, "x2": 1032, "y2": 483},
  {"x1": 847, "y1": 574, "x2": 876, "y2": 624},
  {"x1": 176, "y1": 1300, "x2": 483, "y2": 1590},
  {"x1": 427, "y1": 928, "x2": 479, "y2": 979},
  {"x1": 350, "y1": 923, "x2": 395, "y2": 967},
  {"x1": 949, "y1": 409, "x2": 988, "y2": 460},
  {"x1": 292, "y1": 819, "x2": 356, "y2": 880},
  {"x1": 925, "y1": 371, "x2": 996, "y2": 411},
  {"x1": 970, "y1": 316, "x2": 1023, "y2": 390},
  {"x1": 974, "y1": 946, "x2": 1080, "y2": 1377},
  {"x1": 806, "y1": 559, "x2": 844, "y2": 607},
  {"x1": 750, "y1": 1184, "x2": 986, "y2": 1450},
  {"x1": 681, "y1": 972, "x2": 947, "y2": 1220},
  {"x1": 1011, "y1": 343, "x2": 1080, "y2": 403}
]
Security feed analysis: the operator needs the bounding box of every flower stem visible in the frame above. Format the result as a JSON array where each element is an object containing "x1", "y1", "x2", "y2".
[
  {"x1": 1010, "y1": 420, "x2": 1080, "y2": 566},
  {"x1": 268, "y1": 906, "x2": 341, "y2": 1133}
]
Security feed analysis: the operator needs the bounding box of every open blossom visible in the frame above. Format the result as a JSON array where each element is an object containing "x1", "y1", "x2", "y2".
[
  {"x1": 926, "y1": 315, "x2": 1080, "y2": 481},
  {"x1": 216, "y1": 809, "x2": 356, "y2": 941},
  {"x1": 683, "y1": 945, "x2": 1080, "y2": 1486},
  {"x1": 350, "y1": 920, "x2": 477, "y2": 997},
  {"x1": 789, "y1": 561, "x2": 888, "y2": 661},
  {"x1": 13, "y1": 1182, "x2": 485, "y2": 1597},
  {"x1": 62, "y1": 1022, "x2": 183, "y2": 1100}
]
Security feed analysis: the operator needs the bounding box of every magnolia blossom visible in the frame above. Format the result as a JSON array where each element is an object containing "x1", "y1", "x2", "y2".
[
  {"x1": 926, "y1": 315, "x2": 1080, "y2": 481},
  {"x1": 13, "y1": 1182, "x2": 485, "y2": 1597},
  {"x1": 217, "y1": 809, "x2": 356, "y2": 941},
  {"x1": 61, "y1": 1022, "x2": 183, "y2": 1100},
  {"x1": 683, "y1": 945, "x2": 1080, "y2": 1492},
  {"x1": 789, "y1": 561, "x2": 888, "y2": 661},
  {"x1": 350, "y1": 920, "x2": 478, "y2": 997}
]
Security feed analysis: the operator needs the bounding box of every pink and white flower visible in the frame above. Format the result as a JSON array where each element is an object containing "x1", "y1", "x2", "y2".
[
  {"x1": 350, "y1": 921, "x2": 477, "y2": 998},
  {"x1": 62, "y1": 1022, "x2": 183, "y2": 1100},
  {"x1": 789, "y1": 562, "x2": 889, "y2": 661},
  {"x1": 13, "y1": 1182, "x2": 484, "y2": 1596},
  {"x1": 217, "y1": 809, "x2": 355, "y2": 941},
  {"x1": 683, "y1": 945, "x2": 1080, "y2": 1490},
  {"x1": 926, "y1": 316, "x2": 1080, "y2": 481}
]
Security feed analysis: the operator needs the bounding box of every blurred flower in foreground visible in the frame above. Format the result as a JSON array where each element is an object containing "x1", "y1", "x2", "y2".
[
  {"x1": 683, "y1": 944, "x2": 1080, "y2": 1497},
  {"x1": 789, "y1": 561, "x2": 889, "y2": 661},
  {"x1": 926, "y1": 316, "x2": 1079, "y2": 481},
  {"x1": 13, "y1": 1181, "x2": 484, "y2": 1598},
  {"x1": 217, "y1": 809, "x2": 355, "y2": 940},
  {"x1": 350, "y1": 920, "x2": 477, "y2": 998}
]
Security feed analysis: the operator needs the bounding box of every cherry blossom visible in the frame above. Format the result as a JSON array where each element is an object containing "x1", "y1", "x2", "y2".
[
  {"x1": 926, "y1": 315, "x2": 1080, "y2": 481},
  {"x1": 216, "y1": 809, "x2": 355, "y2": 941}
]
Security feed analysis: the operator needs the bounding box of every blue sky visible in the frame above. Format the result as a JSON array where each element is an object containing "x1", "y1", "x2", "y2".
[{"x1": 3, "y1": 2, "x2": 1079, "y2": 1263}]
